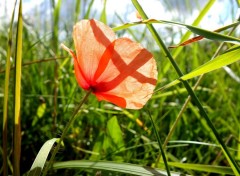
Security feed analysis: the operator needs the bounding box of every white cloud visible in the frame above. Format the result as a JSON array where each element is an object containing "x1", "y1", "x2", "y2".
[{"x1": 0, "y1": 0, "x2": 45, "y2": 23}]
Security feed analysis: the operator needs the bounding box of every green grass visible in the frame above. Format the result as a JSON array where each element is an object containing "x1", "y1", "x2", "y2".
[{"x1": 1, "y1": 0, "x2": 240, "y2": 175}]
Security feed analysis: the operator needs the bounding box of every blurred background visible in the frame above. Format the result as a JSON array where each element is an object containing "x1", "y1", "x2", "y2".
[{"x1": 0, "y1": 0, "x2": 240, "y2": 175}]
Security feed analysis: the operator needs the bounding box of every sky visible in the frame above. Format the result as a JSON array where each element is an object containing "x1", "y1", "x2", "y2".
[
  {"x1": 1, "y1": 0, "x2": 239, "y2": 25},
  {"x1": 0, "y1": 0, "x2": 239, "y2": 41}
]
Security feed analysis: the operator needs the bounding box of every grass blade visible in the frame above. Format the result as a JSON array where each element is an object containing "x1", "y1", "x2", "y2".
[
  {"x1": 148, "y1": 112, "x2": 171, "y2": 176},
  {"x1": 100, "y1": 0, "x2": 107, "y2": 23},
  {"x1": 113, "y1": 20, "x2": 240, "y2": 45},
  {"x1": 84, "y1": 0, "x2": 95, "y2": 19},
  {"x1": 168, "y1": 162, "x2": 234, "y2": 175},
  {"x1": 3, "y1": 0, "x2": 18, "y2": 175},
  {"x1": 181, "y1": 45, "x2": 240, "y2": 80},
  {"x1": 157, "y1": 45, "x2": 240, "y2": 91},
  {"x1": 131, "y1": 0, "x2": 240, "y2": 175},
  {"x1": 74, "y1": 0, "x2": 81, "y2": 22},
  {"x1": 52, "y1": 0, "x2": 62, "y2": 131},
  {"x1": 27, "y1": 138, "x2": 58, "y2": 176},
  {"x1": 13, "y1": 0, "x2": 23, "y2": 175},
  {"x1": 53, "y1": 160, "x2": 182, "y2": 176}
]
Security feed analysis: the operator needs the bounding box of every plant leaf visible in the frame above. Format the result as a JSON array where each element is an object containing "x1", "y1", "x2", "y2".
[
  {"x1": 169, "y1": 21, "x2": 240, "y2": 48},
  {"x1": 168, "y1": 162, "x2": 234, "y2": 175},
  {"x1": 181, "y1": 45, "x2": 240, "y2": 80},
  {"x1": 3, "y1": 0, "x2": 18, "y2": 175},
  {"x1": 158, "y1": 45, "x2": 240, "y2": 91},
  {"x1": 27, "y1": 138, "x2": 58, "y2": 176},
  {"x1": 13, "y1": 0, "x2": 23, "y2": 175},
  {"x1": 53, "y1": 160, "x2": 182, "y2": 176},
  {"x1": 113, "y1": 19, "x2": 240, "y2": 45}
]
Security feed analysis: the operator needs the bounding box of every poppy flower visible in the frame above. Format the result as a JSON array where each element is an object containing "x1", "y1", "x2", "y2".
[{"x1": 61, "y1": 19, "x2": 157, "y2": 109}]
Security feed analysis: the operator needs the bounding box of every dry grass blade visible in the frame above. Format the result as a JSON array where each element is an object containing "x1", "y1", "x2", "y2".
[
  {"x1": 3, "y1": 0, "x2": 17, "y2": 175},
  {"x1": 13, "y1": 0, "x2": 23, "y2": 175}
]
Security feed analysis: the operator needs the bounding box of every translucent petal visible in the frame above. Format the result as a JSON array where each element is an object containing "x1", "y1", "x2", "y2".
[
  {"x1": 73, "y1": 19, "x2": 115, "y2": 87},
  {"x1": 61, "y1": 43, "x2": 89, "y2": 89},
  {"x1": 93, "y1": 38, "x2": 158, "y2": 109}
]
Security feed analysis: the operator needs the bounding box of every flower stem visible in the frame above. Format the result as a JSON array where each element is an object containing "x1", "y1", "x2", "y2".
[{"x1": 42, "y1": 90, "x2": 92, "y2": 176}]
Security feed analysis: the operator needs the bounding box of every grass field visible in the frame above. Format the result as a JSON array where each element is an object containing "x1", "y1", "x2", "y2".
[{"x1": 1, "y1": 0, "x2": 240, "y2": 175}]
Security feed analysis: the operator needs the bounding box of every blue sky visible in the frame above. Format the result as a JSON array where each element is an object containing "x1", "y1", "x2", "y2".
[
  {"x1": 1, "y1": 0, "x2": 239, "y2": 27},
  {"x1": 1, "y1": 0, "x2": 239, "y2": 43}
]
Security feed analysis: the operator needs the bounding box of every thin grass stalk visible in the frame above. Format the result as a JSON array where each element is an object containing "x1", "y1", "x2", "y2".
[
  {"x1": 13, "y1": 0, "x2": 23, "y2": 175},
  {"x1": 148, "y1": 112, "x2": 171, "y2": 176},
  {"x1": 83, "y1": 0, "x2": 95, "y2": 19},
  {"x1": 131, "y1": 0, "x2": 240, "y2": 175},
  {"x1": 239, "y1": 132, "x2": 240, "y2": 162},
  {"x1": 74, "y1": 0, "x2": 81, "y2": 22},
  {"x1": 0, "y1": 56, "x2": 66, "y2": 74},
  {"x1": 115, "y1": 13, "x2": 139, "y2": 41},
  {"x1": 100, "y1": 0, "x2": 107, "y2": 23},
  {"x1": 52, "y1": 0, "x2": 61, "y2": 132},
  {"x1": 42, "y1": 90, "x2": 92, "y2": 176},
  {"x1": 3, "y1": 0, "x2": 17, "y2": 175}
]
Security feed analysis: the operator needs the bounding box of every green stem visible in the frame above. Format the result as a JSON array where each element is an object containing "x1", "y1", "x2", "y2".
[
  {"x1": 148, "y1": 112, "x2": 171, "y2": 176},
  {"x1": 131, "y1": 0, "x2": 240, "y2": 174},
  {"x1": 42, "y1": 90, "x2": 92, "y2": 176}
]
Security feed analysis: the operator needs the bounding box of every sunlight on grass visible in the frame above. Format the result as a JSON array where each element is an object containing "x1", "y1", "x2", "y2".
[{"x1": 1, "y1": 0, "x2": 240, "y2": 175}]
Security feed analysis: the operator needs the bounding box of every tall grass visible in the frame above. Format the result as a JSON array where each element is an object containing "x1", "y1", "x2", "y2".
[
  {"x1": 1, "y1": 0, "x2": 240, "y2": 175},
  {"x1": 2, "y1": 0, "x2": 17, "y2": 175},
  {"x1": 132, "y1": 0, "x2": 240, "y2": 174},
  {"x1": 13, "y1": 1, "x2": 23, "y2": 176}
]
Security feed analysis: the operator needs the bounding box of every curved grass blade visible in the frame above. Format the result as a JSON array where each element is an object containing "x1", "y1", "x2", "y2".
[
  {"x1": 3, "y1": 0, "x2": 18, "y2": 175},
  {"x1": 168, "y1": 162, "x2": 234, "y2": 175},
  {"x1": 170, "y1": 21, "x2": 240, "y2": 48},
  {"x1": 181, "y1": 45, "x2": 240, "y2": 79},
  {"x1": 157, "y1": 45, "x2": 240, "y2": 91},
  {"x1": 13, "y1": 0, "x2": 23, "y2": 175},
  {"x1": 53, "y1": 160, "x2": 183, "y2": 176},
  {"x1": 27, "y1": 138, "x2": 58, "y2": 176},
  {"x1": 113, "y1": 19, "x2": 240, "y2": 45}
]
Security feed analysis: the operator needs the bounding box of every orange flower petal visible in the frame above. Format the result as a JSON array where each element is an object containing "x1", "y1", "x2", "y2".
[
  {"x1": 93, "y1": 38, "x2": 158, "y2": 109},
  {"x1": 74, "y1": 56, "x2": 90, "y2": 90},
  {"x1": 64, "y1": 19, "x2": 158, "y2": 109},
  {"x1": 61, "y1": 43, "x2": 90, "y2": 89},
  {"x1": 73, "y1": 19, "x2": 115, "y2": 89},
  {"x1": 94, "y1": 92, "x2": 127, "y2": 108}
]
